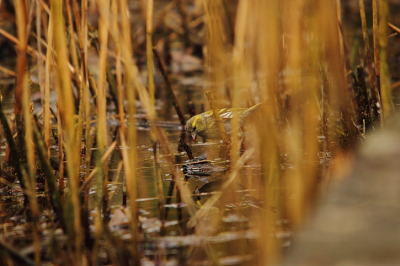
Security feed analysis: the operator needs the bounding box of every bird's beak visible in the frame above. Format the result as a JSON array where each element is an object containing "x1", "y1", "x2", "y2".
[{"x1": 191, "y1": 132, "x2": 197, "y2": 141}]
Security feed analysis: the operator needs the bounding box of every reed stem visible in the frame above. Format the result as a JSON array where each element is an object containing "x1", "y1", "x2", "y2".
[
  {"x1": 206, "y1": 91, "x2": 230, "y2": 146},
  {"x1": 378, "y1": 0, "x2": 393, "y2": 119},
  {"x1": 50, "y1": 0, "x2": 82, "y2": 262},
  {"x1": 153, "y1": 48, "x2": 186, "y2": 126}
]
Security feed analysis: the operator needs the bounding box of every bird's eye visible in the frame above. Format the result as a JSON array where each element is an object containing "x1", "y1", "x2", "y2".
[{"x1": 193, "y1": 126, "x2": 196, "y2": 131}]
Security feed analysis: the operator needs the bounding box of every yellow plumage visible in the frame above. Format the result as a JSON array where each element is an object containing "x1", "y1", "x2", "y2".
[{"x1": 186, "y1": 103, "x2": 262, "y2": 140}]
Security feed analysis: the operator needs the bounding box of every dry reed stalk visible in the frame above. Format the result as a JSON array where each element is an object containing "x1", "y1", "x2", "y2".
[
  {"x1": 140, "y1": 0, "x2": 147, "y2": 21},
  {"x1": 186, "y1": 147, "x2": 255, "y2": 228},
  {"x1": 108, "y1": 1, "x2": 152, "y2": 116},
  {"x1": 94, "y1": 0, "x2": 110, "y2": 122},
  {"x1": 25, "y1": 93, "x2": 41, "y2": 266},
  {"x1": 116, "y1": 122, "x2": 138, "y2": 258},
  {"x1": 44, "y1": 12, "x2": 53, "y2": 156},
  {"x1": 359, "y1": 0, "x2": 381, "y2": 123},
  {"x1": 287, "y1": 0, "x2": 325, "y2": 231},
  {"x1": 80, "y1": 0, "x2": 91, "y2": 219},
  {"x1": 153, "y1": 48, "x2": 186, "y2": 126},
  {"x1": 0, "y1": 177, "x2": 35, "y2": 196},
  {"x1": 108, "y1": 160, "x2": 123, "y2": 201},
  {"x1": 230, "y1": 0, "x2": 250, "y2": 171},
  {"x1": 0, "y1": 25, "x2": 79, "y2": 75},
  {"x1": 72, "y1": 0, "x2": 88, "y2": 115},
  {"x1": 205, "y1": 91, "x2": 230, "y2": 146},
  {"x1": 388, "y1": 22, "x2": 400, "y2": 33},
  {"x1": 255, "y1": 0, "x2": 281, "y2": 263},
  {"x1": 145, "y1": 0, "x2": 165, "y2": 225},
  {"x1": 110, "y1": 0, "x2": 131, "y2": 218},
  {"x1": 0, "y1": 65, "x2": 16, "y2": 76},
  {"x1": 156, "y1": 125, "x2": 220, "y2": 263},
  {"x1": 234, "y1": 0, "x2": 260, "y2": 106},
  {"x1": 31, "y1": 31, "x2": 50, "y2": 50},
  {"x1": 289, "y1": 0, "x2": 353, "y2": 231},
  {"x1": 50, "y1": 0, "x2": 82, "y2": 262},
  {"x1": 14, "y1": 0, "x2": 27, "y2": 118},
  {"x1": 220, "y1": 4, "x2": 246, "y2": 249},
  {"x1": 57, "y1": 105, "x2": 65, "y2": 202},
  {"x1": 281, "y1": 0, "x2": 305, "y2": 233},
  {"x1": 65, "y1": 0, "x2": 80, "y2": 88},
  {"x1": 95, "y1": 0, "x2": 111, "y2": 215},
  {"x1": 79, "y1": 140, "x2": 118, "y2": 192},
  {"x1": 202, "y1": 0, "x2": 231, "y2": 106},
  {"x1": 154, "y1": 0, "x2": 179, "y2": 29},
  {"x1": 71, "y1": 5, "x2": 88, "y2": 167},
  {"x1": 153, "y1": 141, "x2": 165, "y2": 224},
  {"x1": 372, "y1": 0, "x2": 384, "y2": 126},
  {"x1": 36, "y1": 2, "x2": 46, "y2": 144},
  {"x1": 0, "y1": 28, "x2": 46, "y2": 61},
  {"x1": 373, "y1": 0, "x2": 380, "y2": 78},
  {"x1": 88, "y1": 73, "x2": 98, "y2": 101},
  {"x1": 92, "y1": 206, "x2": 103, "y2": 264},
  {"x1": 112, "y1": 2, "x2": 125, "y2": 133},
  {"x1": 32, "y1": 115, "x2": 65, "y2": 226},
  {"x1": 378, "y1": 0, "x2": 393, "y2": 119},
  {"x1": 14, "y1": 1, "x2": 41, "y2": 264},
  {"x1": 72, "y1": 0, "x2": 86, "y2": 214},
  {"x1": 38, "y1": 0, "x2": 50, "y2": 14},
  {"x1": 4, "y1": 113, "x2": 14, "y2": 163},
  {"x1": 40, "y1": 8, "x2": 49, "y2": 41},
  {"x1": 334, "y1": 1, "x2": 359, "y2": 140},
  {"x1": 0, "y1": 110, "x2": 22, "y2": 181},
  {"x1": 229, "y1": 0, "x2": 355, "y2": 264},
  {"x1": 115, "y1": 0, "x2": 140, "y2": 261},
  {"x1": 358, "y1": 0, "x2": 375, "y2": 99},
  {"x1": 154, "y1": 127, "x2": 184, "y2": 225},
  {"x1": 72, "y1": 0, "x2": 83, "y2": 47},
  {"x1": 82, "y1": 125, "x2": 91, "y2": 215},
  {"x1": 147, "y1": 0, "x2": 155, "y2": 112},
  {"x1": 294, "y1": 0, "x2": 342, "y2": 226},
  {"x1": 146, "y1": 0, "x2": 165, "y2": 222},
  {"x1": 25, "y1": 0, "x2": 36, "y2": 39}
]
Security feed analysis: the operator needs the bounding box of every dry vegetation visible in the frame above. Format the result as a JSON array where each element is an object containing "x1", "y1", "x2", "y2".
[{"x1": 0, "y1": 0, "x2": 397, "y2": 265}]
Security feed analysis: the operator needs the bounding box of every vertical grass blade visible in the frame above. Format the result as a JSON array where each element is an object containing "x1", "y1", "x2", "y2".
[
  {"x1": 378, "y1": 0, "x2": 393, "y2": 119},
  {"x1": 50, "y1": 0, "x2": 82, "y2": 262}
]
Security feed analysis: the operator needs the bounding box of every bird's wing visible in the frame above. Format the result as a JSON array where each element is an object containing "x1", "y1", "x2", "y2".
[
  {"x1": 205, "y1": 108, "x2": 247, "y2": 120},
  {"x1": 219, "y1": 110, "x2": 233, "y2": 119},
  {"x1": 203, "y1": 108, "x2": 234, "y2": 119}
]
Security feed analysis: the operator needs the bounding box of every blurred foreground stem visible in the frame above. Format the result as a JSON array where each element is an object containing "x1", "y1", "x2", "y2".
[
  {"x1": 206, "y1": 91, "x2": 230, "y2": 146},
  {"x1": 378, "y1": 0, "x2": 393, "y2": 119}
]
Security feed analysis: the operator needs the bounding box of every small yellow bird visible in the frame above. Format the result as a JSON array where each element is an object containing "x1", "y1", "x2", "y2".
[{"x1": 186, "y1": 103, "x2": 262, "y2": 141}]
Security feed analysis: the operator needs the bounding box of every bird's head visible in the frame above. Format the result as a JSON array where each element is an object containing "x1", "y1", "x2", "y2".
[{"x1": 186, "y1": 115, "x2": 206, "y2": 141}]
